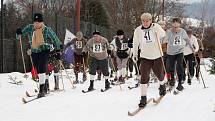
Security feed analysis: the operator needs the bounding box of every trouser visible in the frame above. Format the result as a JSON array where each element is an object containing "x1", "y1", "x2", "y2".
[
  {"x1": 183, "y1": 53, "x2": 195, "y2": 80},
  {"x1": 116, "y1": 57, "x2": 128, "y2": 77},
  {"x1": 89, "y1": 57, "x2": 109, "y2": 77},
  {"x1": 32, "y1": 50, "x2": 50, "y2": 96},
  {"x1": 32, "y1": 50, "x2": 49, "y2": 85},
  {"x1": 139, "y1": 57, "x2": 165, "y2": 84},
  {"x1": 195, "y1": 56, "x2": 201, "y2": 78},
  {"x1": 74, "y1": 53, "x2": 84, "y2": 73},
  {"x1": 167, "y1": 53, "x2": 184, "y2": 84}
]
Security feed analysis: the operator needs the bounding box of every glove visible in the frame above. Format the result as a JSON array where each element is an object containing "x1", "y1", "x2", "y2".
[
  {"x1": 110, "y1": 53, "x2": 115, "y2": 58},
  {"x1": 107, "y1": 50, "x2": 112, "y2": 55},
  {"x1": 128, "y1": 42, "x2": 133, "y2": 48},
  {"x1": 27, "y1": 49, "x2": 32, "y2": 55},
  {"x1": 60, "y1": 44, "x2": 64, "y2": 50},
  {"x1": 54, "y1": 50, "x2": 61, "y2": 60},
  {"x1": 16, "y1": 28, "x2": 22, "y2": 35},
  {"x1": 81, "y1": 52, "x2": 86, "y2": 57},
  {"x1": 132, "y1": 56, "x2": 138, "y2": 64}
]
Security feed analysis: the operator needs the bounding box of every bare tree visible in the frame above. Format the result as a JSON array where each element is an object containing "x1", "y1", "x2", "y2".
[{"x1": 199, "y1": 0, "x2": 209, "y2": 41}]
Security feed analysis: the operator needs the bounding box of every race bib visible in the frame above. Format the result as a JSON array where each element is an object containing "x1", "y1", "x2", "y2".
[
  {"x1": 121, "y1": 43, "x2": 128, "y2": 50},
  {"x1": 93, "y1": 43, "x2": 102, "y2": 53},
  {"x1": 75, "y1": 41, "x2": 82, "y2": 49},
  {"x1": 144, "y1": 30, "x2": 152, "y2": 43},
  {"x1": 142, "y1": 30, "x2": 155, "y2": 44},
  {"x1": 173, "y1": 36, "x2": 182, "y2": 46}
]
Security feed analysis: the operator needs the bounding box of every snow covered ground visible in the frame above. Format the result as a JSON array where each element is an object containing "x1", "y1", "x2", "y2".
[{"x1": 0, "y1": 59, "x2": 215, "y2": 121}]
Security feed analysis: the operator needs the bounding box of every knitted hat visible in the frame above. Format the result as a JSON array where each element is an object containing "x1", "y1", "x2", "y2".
[
  {"x1": 34, "y1": 13, "x2": 43, "y2": 22},
  {"x1": 116, "y1": 29, "x2": 124, "y2": 35}
]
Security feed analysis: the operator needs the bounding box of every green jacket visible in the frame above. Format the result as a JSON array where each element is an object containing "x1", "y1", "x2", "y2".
[{"x1": 16, "y1": 24, "x2": 61, "y2": 53}]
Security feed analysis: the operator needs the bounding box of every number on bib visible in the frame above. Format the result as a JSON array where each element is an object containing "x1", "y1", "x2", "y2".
[
  {"x1": 121, "y1": 43, "x2": 128, "y2": 50},
  {"x1": 144, "y1": 31, "x2": 152, "y2": 43},
  {"x1": 93, "y1": 43, "x2": 102, "y2": 53},
  {"x1": 173, "y1": 36, "x2": 182, "y2": 46},
  {"x1": 76, "y1": 41, "x2": 82, "y2": 49}
]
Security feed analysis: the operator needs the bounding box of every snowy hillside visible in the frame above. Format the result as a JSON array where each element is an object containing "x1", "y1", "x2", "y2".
[{"x1": 0, "y1": 59, "x2": 215, "y2": 121}]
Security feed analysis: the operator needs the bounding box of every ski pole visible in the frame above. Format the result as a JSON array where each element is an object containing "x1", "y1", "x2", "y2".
[
  {"x1": 59, "y1": 60, "x2": 75, "y2": 89},
  {"x1": 155, "y1": 33, "x2": 168, "y2": 81},
  {"x1": 110, "y1": 56, "x2": 122, "y2": 91},
  {"x1": 59, "y1": 62, "x2": 65, "y2": 91},
  {"x1": 183, "y1": 57, "x2": 194, "y2": 83},
  {"x1": 193, "y1": 54, "x2": 207, "y2": 88},
  {"x1": 202, "y1": 57, "x2": 207, "y2": 71},
  {"x1": 82, "y1": 57, "x2": 86, "y2": 73},
  {"x1": 29, "y1": 54, "x2": 39, "y2": 82},
  {"x1": 28, "y1": 55, "x2": 39, "y2": 89},
  {"x1": 19, "y1": 35, "x2": 29, "y2": 79}
]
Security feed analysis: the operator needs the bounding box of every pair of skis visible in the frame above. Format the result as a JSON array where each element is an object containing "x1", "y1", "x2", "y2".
[
  {"x1": 22, "y1": 89, "x2": 64, "y2": 104},
  {"x1": 128, "y1": 96, "x2": 164, "y2": 116},
  {"x1": 22, "y1": 91, "x2": 40, "y2": 104},
  {"x1": 82, "y1": 87, "x2": 112, "y2": 93}
]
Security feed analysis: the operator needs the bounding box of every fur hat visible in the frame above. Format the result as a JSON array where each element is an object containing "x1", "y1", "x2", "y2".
[
  {"x1": 93, "y1": 30, "x2": 100, "y2": 35},
  {"x1": 34, "y1": 13, "x2": 43, "y2": 22}
]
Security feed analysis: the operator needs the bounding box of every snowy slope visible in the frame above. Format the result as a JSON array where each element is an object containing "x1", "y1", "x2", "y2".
[{"x1": 0, "y1": 59, "x2": 215, "y2": 121}]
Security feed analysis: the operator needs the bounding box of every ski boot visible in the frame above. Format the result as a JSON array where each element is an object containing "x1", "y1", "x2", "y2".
[
  {"x1": 138, "y1": 96, "x2": 147, "y2": 108},
  {"x1": 159, "y1": 84, "x2": 166, "y2": 96},
  {"x1": 176, "y1": 83, "x2": 184, "y2": 91},
  {"x1": 110, "y1": 70, "x2": 113, "y2": 78},
  {"x1": 74, "y1": 73, "x2": 79, "y2": 84},
  {"x1": 119, "y1": 77, "x2": 125, "y2": 84},
  {"x1": 37, "y1": 84, "x2": 45, "y2": 98},
  {"x1": 105, "y1": 79, "x2": 111, "y2": 89},
  {"x1": 168, "y1": 78, "x2": 175, "y2": 91},
  {"x1": 187, "y1": 78, "x2": 191, "y2": 85},
  {"x1": 44, "y1": 79, "x2": 50, "y2": 94},
  {"x1": 129, "y1": 73, "x2": 132, "y2": 78},
  {"x1": 54, "y1": 75, "x2": 59, "y2": 90},
  {"x1": 88, "y1": 80, "x2": 94, "y2": 91}
]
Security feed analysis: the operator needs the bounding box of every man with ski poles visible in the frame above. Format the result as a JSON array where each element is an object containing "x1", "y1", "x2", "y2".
[
  {"x1": 132, "y1": 13, "x2": 166, "y2": 107},
  {"x1": 16, "y1": 13, "x2": 62, "y2": 98}
]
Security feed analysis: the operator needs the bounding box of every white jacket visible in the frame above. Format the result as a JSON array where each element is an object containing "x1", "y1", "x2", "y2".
[
  {"x1": 133, "y1": 23, "x2": 166, "y2": 60},
  {"x1": 184, "y1": 35, "x2": 199, "y2": 55}
]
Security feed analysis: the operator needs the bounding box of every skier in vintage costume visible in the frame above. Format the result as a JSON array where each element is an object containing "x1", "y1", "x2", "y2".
[
  {"x1": 16, "y1": 13, "x2": 62, "y2": 98},
  {"x1": 133, "y1": 13, "x2": 166, "y2": 107},
  {"x1": 82, "y1": 30, "x2": 112, "y2": 91}
]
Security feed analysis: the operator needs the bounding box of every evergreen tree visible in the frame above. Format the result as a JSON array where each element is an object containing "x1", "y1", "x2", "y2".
[
  {"x1": 209, "y1": 46, "x2": 215, "y2": 74},
  {"x1": 81, "y1": 0, "x2": 109, "y2": 28}
]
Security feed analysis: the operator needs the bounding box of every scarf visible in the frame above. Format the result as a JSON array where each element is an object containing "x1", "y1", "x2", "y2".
[{"x1": 32, "y1": 24, "x2": 45, "y2": 49}]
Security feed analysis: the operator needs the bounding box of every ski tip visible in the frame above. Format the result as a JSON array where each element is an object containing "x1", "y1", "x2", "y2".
[
  {"x1": 152, "y1": 98, "x2": 158, "y2": 104},
  {"x1": 128, "y1": 111, "x2": 134, "y2": 116},
  {"x1": 26, "y1": 91, "x2": 30, "y2": 97},
  {"x1": 22, "y1": 98, "x2": 27, "y2": 104},
  {"x1": 72, "y1": 86, "x2": 76, "y2": 89}
]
